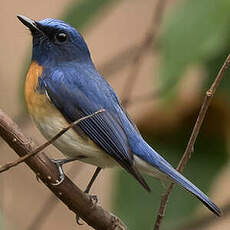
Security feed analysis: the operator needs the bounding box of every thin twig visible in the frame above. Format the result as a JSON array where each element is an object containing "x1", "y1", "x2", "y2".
[
  {"x1": 153, "y1": 54, "x2": 230, "y2": 230},
  {"x1": 0, "y1": 109, "x2": 127, "y2": 230},
  {"x1": 0, "y1": 109, "x2": 104, "y2": 174}
]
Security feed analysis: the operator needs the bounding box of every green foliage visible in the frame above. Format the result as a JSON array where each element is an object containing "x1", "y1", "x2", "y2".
[{"x1": 159, "y1": 0, "x2": 230, "y2": 96}]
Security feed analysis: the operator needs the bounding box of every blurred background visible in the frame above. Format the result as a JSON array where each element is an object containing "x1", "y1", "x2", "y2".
[{"x1": 1, "y1": 0, "x2": 230, "y2": 229}]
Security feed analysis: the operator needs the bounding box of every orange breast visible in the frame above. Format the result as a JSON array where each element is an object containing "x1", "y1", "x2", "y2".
[{"x1": 25, "y1": 61, "x2": 56, "y2": 119}]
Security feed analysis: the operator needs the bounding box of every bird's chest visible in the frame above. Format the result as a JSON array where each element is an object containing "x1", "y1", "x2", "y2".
[{"x1": 25, "y1": 61, "x2": 52, "y2": 118}]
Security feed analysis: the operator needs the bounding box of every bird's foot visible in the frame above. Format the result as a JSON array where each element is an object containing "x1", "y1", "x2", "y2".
[
  {"x1": 75, "y1": 214, "x2": 84, "y2": 225},
  {"x1": 50, "y1": 157, "x2": 83, "y2": 185},
  {"x1": 50, "y1": 159, "x2": 66, "y2": 185},
  {"x1": 35, "y1": 173, "x2": 41, "y2": 183}
]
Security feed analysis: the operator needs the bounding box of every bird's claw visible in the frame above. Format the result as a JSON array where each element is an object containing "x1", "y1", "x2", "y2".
[
  {"x1": 36, "y1": 174, "x2": 41, "y2": 183},
  {"x1": 51, "y1": 174, "x2": 65, "y2": 186},
  {"x1": 50, "y1": 159, "x2": 65, "y2": 186},
  {"x1": 75, "y1": 214, "x2": 84, "y2": 225}
]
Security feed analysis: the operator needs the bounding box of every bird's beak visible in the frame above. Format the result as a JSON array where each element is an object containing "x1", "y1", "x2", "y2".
[{"x1": 17, "y1": 15, "x2": 41, "y2": 33}]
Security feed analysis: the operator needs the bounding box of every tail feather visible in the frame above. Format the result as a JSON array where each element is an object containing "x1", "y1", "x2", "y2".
[
  {"x1": 134, "y1": 141, "x2": 222, "y2": 216},
  {"x1": 155, "y1": 159, "x2": 222, "y2": 216}
]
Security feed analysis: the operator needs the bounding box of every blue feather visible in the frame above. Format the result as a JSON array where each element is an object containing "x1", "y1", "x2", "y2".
[{"x1": 131, "y1": 139, "x2": 222, "y2": 216}]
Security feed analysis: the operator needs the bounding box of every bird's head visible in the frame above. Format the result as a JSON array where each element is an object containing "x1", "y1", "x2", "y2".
[{"x1": 17, "y1": 15, "x2": 91, "y2": 66}]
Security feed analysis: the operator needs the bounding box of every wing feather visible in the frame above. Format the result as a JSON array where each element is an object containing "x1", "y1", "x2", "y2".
[{"x1": 41, "y1": 70, "x2": 150, "y2": 191}]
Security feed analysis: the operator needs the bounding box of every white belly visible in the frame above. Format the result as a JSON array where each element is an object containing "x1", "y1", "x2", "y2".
[{"x1": 32, "y1": 114, "x2": 117, "y2": 168}]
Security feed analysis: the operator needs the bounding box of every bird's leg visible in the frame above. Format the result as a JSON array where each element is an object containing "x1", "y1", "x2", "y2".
[
  {"x1": 84, "y1": 167, "x2": 102, "y2": 194},
  {"x1": 51, "y1": 156, "x2": 86, "y2": 186},
  {"x1": 76, "y1": 167, "x2": 102, "y2": 225}
]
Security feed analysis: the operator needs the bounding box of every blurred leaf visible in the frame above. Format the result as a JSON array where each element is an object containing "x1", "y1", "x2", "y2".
[
  {"x1": 63, "y1": 0, "x2": 119, "y2": 30},
  {"x1": 159, "y1": 0, "x2": 230, "y2": 97},
  {"x1": 113, "y1": 111, "x2": 227, "y2": 230}
]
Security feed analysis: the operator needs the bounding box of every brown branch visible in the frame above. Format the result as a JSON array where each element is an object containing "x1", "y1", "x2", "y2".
[
  {"x1": 153, "y1": 54, "x2": 230, "y2": 230},
  {"x1": 0, "y1": 109, "x2": 104, "y2": 174},
  {"x1": 0, "y1": 109, "x2": 127, "y2": 230},
  {"x1": 27, "y1": 164, "x2": 82, "y2": 230},
  {"x1": 121, "y1": 0, "x2": 167, "y2": 107}
]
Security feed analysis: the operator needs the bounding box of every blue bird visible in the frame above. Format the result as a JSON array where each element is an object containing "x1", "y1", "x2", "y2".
[{"x1": 17, "y1": 15, "x2": 222, "y2": 216}]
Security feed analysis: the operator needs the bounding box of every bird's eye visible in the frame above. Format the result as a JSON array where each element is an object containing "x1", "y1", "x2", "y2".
[{"x1": 55, "y1": 32, "x2": 67, "y2": 43}]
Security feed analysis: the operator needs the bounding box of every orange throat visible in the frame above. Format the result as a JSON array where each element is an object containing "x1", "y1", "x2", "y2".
[{"x1": 25, "y1": 61, "x2": 53, "y2": 119}]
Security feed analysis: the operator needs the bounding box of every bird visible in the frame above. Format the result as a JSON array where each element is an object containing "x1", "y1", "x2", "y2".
[{"x1": 17, "y1": 15, "x2": 222, "y2": 216}]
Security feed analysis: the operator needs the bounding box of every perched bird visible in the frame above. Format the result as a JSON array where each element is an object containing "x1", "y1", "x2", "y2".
[{"x1": 18, "y1": 15, "x2": 222, "y2": 216}]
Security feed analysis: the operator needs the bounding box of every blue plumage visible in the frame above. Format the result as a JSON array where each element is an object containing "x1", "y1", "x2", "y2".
[{"x1": 18, "y1": 15, "x2": 222, "y2": 216}]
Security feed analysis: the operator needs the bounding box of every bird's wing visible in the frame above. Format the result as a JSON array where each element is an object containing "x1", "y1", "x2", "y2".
[{"x1": 41, "y1": 69, "x2": 150, "y2": 192}]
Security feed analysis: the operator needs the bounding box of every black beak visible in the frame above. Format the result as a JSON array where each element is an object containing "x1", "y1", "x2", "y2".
[{"x1": 17, "y1": 15, "x2": 41, "y2": 33}]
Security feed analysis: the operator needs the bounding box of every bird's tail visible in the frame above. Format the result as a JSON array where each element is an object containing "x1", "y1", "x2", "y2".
[
  {"x1": 134, "y1": 142, "x2": 222, "y2": 216},
  {"x1": 155, "y1": 158, "x2": 222, "y2": 216}
]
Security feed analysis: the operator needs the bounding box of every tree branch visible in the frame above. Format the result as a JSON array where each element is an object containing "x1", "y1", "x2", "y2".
[
  {"x1": 153, "y1": 54, "x2": 230, "y2": 230},
  {"x1": 0, "y1": 109, "x2": 127, "y2": 230},
  {"x1": 26, "y1": 164, "x2": 83, "y2": 230}
]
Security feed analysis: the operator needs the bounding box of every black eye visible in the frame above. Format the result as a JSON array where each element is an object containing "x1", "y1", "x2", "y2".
[{"x1": 55, "y1": 32, "x2": 67, "y2": 43}]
